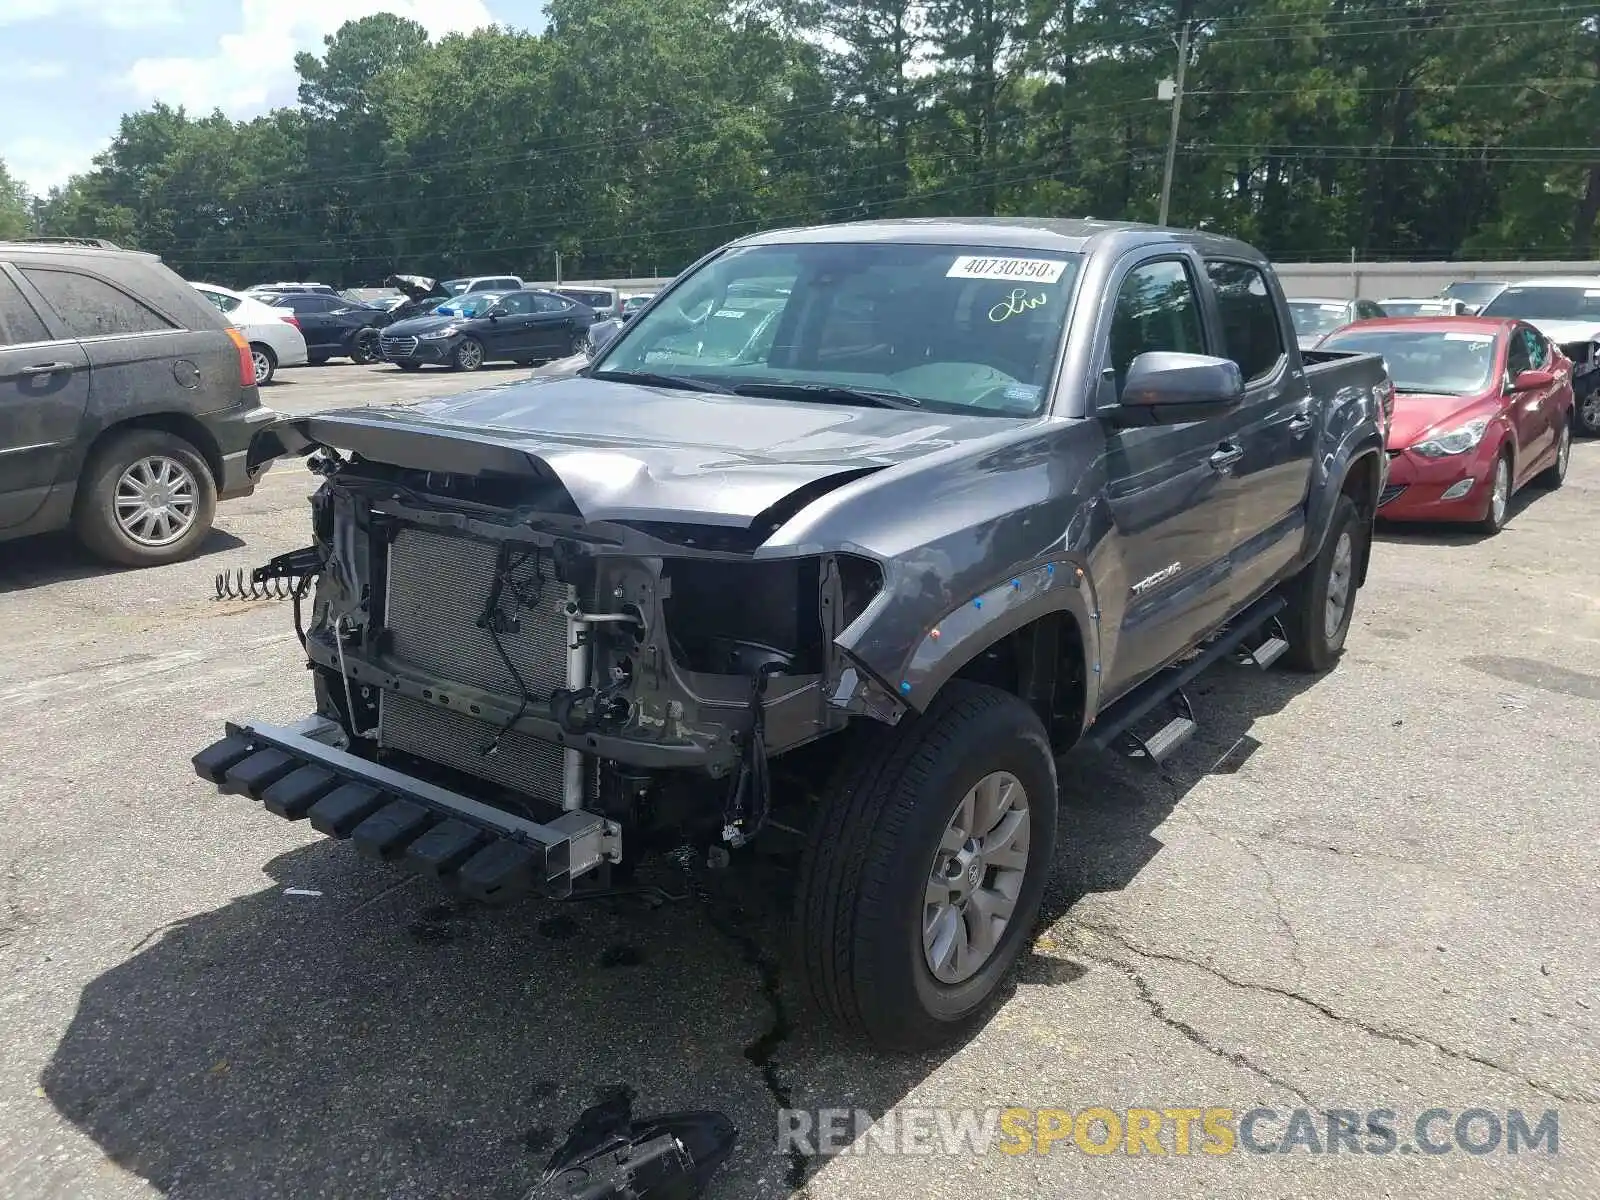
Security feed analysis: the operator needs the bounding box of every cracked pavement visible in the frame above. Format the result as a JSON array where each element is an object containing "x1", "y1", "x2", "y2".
[{"x1": 1, "y1": 363, "x2": 1597, "y2": 1199}]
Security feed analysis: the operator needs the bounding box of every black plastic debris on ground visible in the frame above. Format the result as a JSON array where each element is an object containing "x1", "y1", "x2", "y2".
[{"x1": 525, "y1": 1086, "x2": 736, "y2": 1200}]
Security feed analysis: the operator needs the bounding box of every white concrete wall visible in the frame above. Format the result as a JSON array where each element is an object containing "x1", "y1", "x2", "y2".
[
  {"x1": 538, "y1": 261, "x2": 1600, "y2": 303},
  {"x1": 1270, "y1": 260, "x2": 1600, "y2": 301}
]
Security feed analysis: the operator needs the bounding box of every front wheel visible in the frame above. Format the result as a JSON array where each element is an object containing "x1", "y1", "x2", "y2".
[
  {"x1": 791, "y1": 682, "x2": 1058, "y2": 1052},
  {"x1": 1280, "y1": 492, "x2": 1366, "y2": 672},
  {"x1": 574, "y1": 331, "x2": 594, "y2": 357},
  {"x1": 349, "y1": 328, "x2": 380, "y2": 365},
  {"x1": 1476, "y1": 450, "x2": 1512, "y2": 535},
  {"x1": 451, "y1": 337, "x2": 485, "y2": 372},
  {"x1": 1576, "y1": 389, "x2": 1600, "y2": 438}
]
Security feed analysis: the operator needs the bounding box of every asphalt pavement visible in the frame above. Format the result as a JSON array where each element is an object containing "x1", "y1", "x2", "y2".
[{"x1": 0, "y1": 361, "x2": 1596, "y2": 1199}]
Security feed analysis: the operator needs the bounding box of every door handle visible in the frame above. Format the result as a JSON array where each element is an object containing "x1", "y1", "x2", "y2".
[
  {"x1": 21, "y1": 361, "x2": 73, "y2": 377},
  {"x1": 1209, "y1": 443, "x2": 1245, "y2": 471},
  {"x1": 1288, "y1": 413, "x2": 1314, "y2": 434}
]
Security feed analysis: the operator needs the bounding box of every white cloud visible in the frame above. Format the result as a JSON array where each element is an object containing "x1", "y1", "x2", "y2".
[
  {"x1": 123, "y1": 0, "x2": 494, "y2": 117},
  {"x1": 1, "y1": 134, "x2": 112, "y2": 196},
  {"x1": 0, "y1": 0, "x2": 181, "y2": 29}
]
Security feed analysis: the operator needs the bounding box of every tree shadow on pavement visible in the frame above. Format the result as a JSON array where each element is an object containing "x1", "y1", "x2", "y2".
[{"x1": 39, "y1": 658, "x2": 1327, "y2": 1200}]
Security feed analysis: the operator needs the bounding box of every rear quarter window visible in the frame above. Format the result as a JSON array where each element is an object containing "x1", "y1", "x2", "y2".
[{"x1": 21, "y1": 268, "x2": 177, "y2": 338}]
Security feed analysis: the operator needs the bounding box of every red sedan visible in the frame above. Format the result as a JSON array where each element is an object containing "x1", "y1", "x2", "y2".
[{"x1": 1315, "y1": 317, "x2": 1574, "y2": 533}]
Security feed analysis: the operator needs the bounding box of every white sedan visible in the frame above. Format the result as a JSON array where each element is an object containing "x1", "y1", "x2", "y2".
[{"x1": 190, "y1": 282, "x2": 309, "y2": 385}]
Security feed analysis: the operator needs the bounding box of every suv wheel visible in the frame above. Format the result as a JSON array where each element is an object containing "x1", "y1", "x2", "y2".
[
  {"x1": 1280, "y1": 492, "x2": 1366, "y2": 672},
  {"x1": 451, "y1": 337, "x2": 485, "y2": 371},
  {"x1": 249, "y1": 343, "x2": 277, "y2": 386},
  {"x1": 792, "y1": 682, "x2": 1058, "y2": 1051},
  {"x1": 1577, "y1": 391, "x2": 1600, "y2": 438},
  {"x1": 73, "y1": 429, "x2": 217, "y2": 567}
]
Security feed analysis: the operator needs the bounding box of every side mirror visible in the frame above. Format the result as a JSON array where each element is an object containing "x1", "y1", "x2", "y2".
[
  {"x1": 486, "y1": 307, "x2": 504, "y2": 320},
  {"x1": 1510, "y1": 368, "x2": 1553, "y2": 391},
  {"x1": 1110, "y1": 352, "x2": 1245, "y2": 426}
]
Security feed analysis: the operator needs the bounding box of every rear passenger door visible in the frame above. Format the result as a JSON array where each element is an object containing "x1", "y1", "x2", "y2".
[
  {"x1": 529, "y1": 293, "x2": 578, "y2": 357},
  {"x1": 1203, "y1": 259, "x2": 1314, "y2": 603},
  {"x1": 0, "y1": 266, "x2": 92, "y2": 529},
  {"x1": 279, "y1": 294, "x2": 340, "y2": 352},
  {"x1": 1097, "y1": 255, "x2": 1239, "y2": 700}
]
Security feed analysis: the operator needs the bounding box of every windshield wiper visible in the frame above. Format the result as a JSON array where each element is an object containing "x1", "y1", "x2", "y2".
[
  {"x1": 588, "y1": 369, "x2": 734, "y2": 394},
  {"x1": 729, "y1": 381, "x2": 923, "y2": 410}
]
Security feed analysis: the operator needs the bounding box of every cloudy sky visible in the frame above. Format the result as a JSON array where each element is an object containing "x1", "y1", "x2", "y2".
[{"x1": 0, "y1": 0, "x2": 549, "y2": 197}]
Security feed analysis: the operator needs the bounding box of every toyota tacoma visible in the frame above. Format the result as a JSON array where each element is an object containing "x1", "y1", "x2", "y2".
[{"x1": 194, "y1": 219, "x2": 1391, "y2": 1051}]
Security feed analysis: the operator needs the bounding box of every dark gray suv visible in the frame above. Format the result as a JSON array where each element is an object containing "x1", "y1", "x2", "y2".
[{"x1": 0, "y1": 238, "x2": 277, "y2": 567}]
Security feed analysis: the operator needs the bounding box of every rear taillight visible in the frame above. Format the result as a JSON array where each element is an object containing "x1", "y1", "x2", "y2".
[
  {"x1": 280, "y1": 315, "x2": 301, "y2": 329},
  {"x1": 1381, "y1": 380, "x2": 1395, "y2": 425},
  {"x1": 225, "y1": 327, "x2": 255, "y2": 388}
]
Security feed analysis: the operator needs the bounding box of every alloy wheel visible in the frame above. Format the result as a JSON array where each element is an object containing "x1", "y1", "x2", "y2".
[
  {"x1": 115, "y1": 456, "x2": 199, "y2": 547},
  {"x1": 251, "y1": 349, "x2": 272, "y2": 384},
  {"x1": 1490, "y1": 457, "x2": 1510, "y2": 527},
  {"x1": 1323, "y1": 529, "x2": 1353, "y2": 642},
  {"x1": 923, "y1": 771, "x2": 1032, "y2": 985}
]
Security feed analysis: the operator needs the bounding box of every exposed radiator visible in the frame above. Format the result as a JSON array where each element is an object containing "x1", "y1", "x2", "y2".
[
  {"x1": 380, "y1": 526, "x2": 588, "y2": 807},
  {"x1": 379, "y1": 692, "x2": 569, "y2": 806},
  {"x1": 385, "y1": 526, "x2": 572, "y2": 698}
]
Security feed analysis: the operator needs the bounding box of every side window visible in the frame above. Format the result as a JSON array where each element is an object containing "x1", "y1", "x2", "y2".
[
  {"x1": 1359, "y1": 300, "x2": 1384, "y2": 319},
  {"x1": 0, "y1": 271, "x2": 52, "y2": 345},
  {"x1": 20, "y1": 268, "x2": 175, "y2": 338},
  {"x1": 497, "y1": 293, "x2": 535, "y2": 315},
  {"x1": 205, "y1": 291, "x2": 241, "y2": 314},
  {"x1": 1108, "y1": 259, "x2": 1205, "y2": 389},
  {"x1": 1204, "y1": 260, "x2": 1286, "y2": 385},
  {"x1": 1524, "y1": 328, "x2": 1549, "y2": 369},
  {"x1": 531, "y1": 294, "x2": 568, "y2": 313},
  {"x1": 1506, "y1": 329, "x2": 1533, "y2": 378}
]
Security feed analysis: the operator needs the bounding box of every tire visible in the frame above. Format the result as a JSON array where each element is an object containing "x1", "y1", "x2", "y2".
[
  {"x1": 397, "y1": 362, "x2": 422, "y2": 372},
  {"x1": 249, "y1": 343, "x2": 277, "y2": 386},
  {"x1": 308, "y1": 353, "x2": 330, "y2": 367},
  {"x1": 1476, "y1": 449, "x2": 1512, "y2": 535},
  {"x1": 574, "y1": 331, "x2": 594, "y2": 357},
  {"x1": 791, "y1": 682, "x2": 1058, "y2": 1052},
  {"x1": 451, "y1": 337, "x2": 485, "y2": 371},
  {"x1": 1533, "y1": 419, "x2": 1570, "y2": 489},
  {"x1": 72, "y1": 429, "x2": 217, "y2": 568},
  {"x1": 349, "y1": 329, "x2": 379, "y2": 365},
  {"x1": 1576, "y1": 389, "x2": 1600, "y2": 438},
  {"x1": 1280, "y1": 492, "x2": 1366, "y2": 672}
]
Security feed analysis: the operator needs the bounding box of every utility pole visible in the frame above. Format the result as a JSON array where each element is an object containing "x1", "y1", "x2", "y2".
[
  {"x1": 555, "y1": 249, "x2": 563, "y2": 285},
  {"x1": 1158, "y1": 20, "x2": 1193, "y2": 228}
]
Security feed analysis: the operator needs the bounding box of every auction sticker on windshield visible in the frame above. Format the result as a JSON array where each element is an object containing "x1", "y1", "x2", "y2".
[{"x1": 947, "y1": 255, "x2": 1069, "y2": 284}]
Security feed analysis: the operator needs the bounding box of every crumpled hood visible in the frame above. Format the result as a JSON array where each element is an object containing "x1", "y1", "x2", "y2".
[
  {"x1": 271, "y1": 375, "x2": 1034, "y2": 526},
  {"x1": 1388, "y1": 392, "x2": 1494, "y2": 448}
]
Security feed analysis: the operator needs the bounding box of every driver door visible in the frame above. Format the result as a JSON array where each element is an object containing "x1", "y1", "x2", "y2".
[
  {"x1": 482, "y1": 292, "x2": 537, "y2": 359},
  {"x1": 1505, "y1": 323, "x2": 1553, "y2": 478},
  {"x1": 1097, "y1": 255, "x2": 1240, "y2": 702}
]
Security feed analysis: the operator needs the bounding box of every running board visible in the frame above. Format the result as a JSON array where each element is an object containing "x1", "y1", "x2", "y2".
[
  {"x1": 1085, "y1": 593, "x2": 1287, "y2": 760},
  {"x1": 1115, "y1": 689, "x2": 1196, "y2": 765},
  {"x1": 1234, "y1": 618, "x2": 1290, "y2": 670}
]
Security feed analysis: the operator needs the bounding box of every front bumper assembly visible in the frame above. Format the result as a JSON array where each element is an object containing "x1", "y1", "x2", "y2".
[{"x1": 192, "y1": 716, "x2": 620, "y2": 901}]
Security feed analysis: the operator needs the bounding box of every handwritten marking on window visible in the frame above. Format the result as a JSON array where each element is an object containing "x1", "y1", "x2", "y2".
[{"x1": 989, "y1": 289, "x2": 1048, "y2": 324}]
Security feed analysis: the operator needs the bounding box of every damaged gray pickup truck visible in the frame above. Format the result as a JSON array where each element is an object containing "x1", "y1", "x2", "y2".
[{"x1": 194, "y1": 219, "x2": 1391, "y2": 1051}]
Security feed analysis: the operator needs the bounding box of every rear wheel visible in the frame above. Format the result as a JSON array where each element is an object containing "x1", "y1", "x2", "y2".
[
  {"x1": 1280, "y1": 493, "x2": 1365, "y2": 672},
  {"x1": 451, "y1": 337, "x2": 485, "y2": 371},
  {"x1": 1477, "y1": 451, "x2": 1512, "y2": 535},
  {"x1": 1533, "y1": 420, "x2": 1570, "y2": 489},
  {"x1": 792, "y1": 682, "x2": 1058, "y2": 1051},
  {"x1": 73, "y1": 429, "x2": 217, "y2": 567},
  {"x1": 249, "y1": 343, "x2": 277, "y2": 386}
]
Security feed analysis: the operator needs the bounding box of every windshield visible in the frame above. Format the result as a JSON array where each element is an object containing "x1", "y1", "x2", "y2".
[
  {"x1": 443, "y1": 279, "x2": 470, "y2": 295},
  {"x1": 593, "y1": 242, "x2": 1083, "y2": 415},
  {"x1": 1480, "y1": 284, "x2": 1600, "y2": 323},
  {"x1": 1287, "y1": 301, "x2": 1351, "y2": 337},
  {"x1": 1320, "y1": 328, "x2": 1498, "y2": 396},
  {"x1": 434, "y1": 292, "x2": 505, "y2": 318},
  {"x1": 1442, "y1": 281, "x2": 1506, "y2": 305}
]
